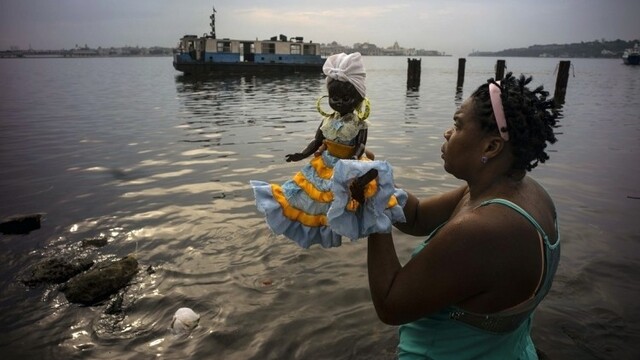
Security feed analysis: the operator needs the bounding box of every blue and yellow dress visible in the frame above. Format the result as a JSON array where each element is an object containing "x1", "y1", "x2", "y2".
[{"x1": 250, "y1": 106, "x2": 407, "y2": 248}]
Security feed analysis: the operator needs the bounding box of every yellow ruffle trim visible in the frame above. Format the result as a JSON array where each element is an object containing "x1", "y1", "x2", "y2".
[
  {"x1": 271, "y1": 184, "x2": 328, "y2": 227},
  {"x1": 293, "y1": 172, "x2": 333, "y2": 203},
  {"x1": 310, "y1": 156, "x2": 333, "y2": 180}
]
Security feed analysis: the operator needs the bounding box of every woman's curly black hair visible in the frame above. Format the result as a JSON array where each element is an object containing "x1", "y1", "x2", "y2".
[{"x1": 471, "y1": 72, "x2": 562, "y2": 172}]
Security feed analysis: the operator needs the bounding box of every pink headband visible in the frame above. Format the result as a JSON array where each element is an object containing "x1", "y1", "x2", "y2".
[{"x1": 489, "y1": 81, "x2": 509, "y2": 141}]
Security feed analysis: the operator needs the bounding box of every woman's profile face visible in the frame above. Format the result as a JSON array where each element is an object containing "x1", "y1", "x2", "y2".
[
  {"x1": 327, "y1": 80, "x2": 363, "y2": 116},
  {"x1": 441, "y1": 97, "x2": 487, "y2": 178}
]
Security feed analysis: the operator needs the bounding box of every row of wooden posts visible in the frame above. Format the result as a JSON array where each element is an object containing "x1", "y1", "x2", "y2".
[{"x1": 406, "y1": 58, "x2": 571, "y2": 105}]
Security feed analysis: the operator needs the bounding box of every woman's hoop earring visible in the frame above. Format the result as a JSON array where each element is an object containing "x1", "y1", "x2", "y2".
[
  {"x1": 481, "y1": 156, "x2": 488, "y2": 164},
  {"x1": 316, "y1": 96, "x2": 334, "y2": 117}
]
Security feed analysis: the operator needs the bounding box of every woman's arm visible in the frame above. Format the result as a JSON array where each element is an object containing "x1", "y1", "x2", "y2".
[
  {"x1": 367, "y1": 232, "x2": 402, "y2": 325},
  {"x1": 368, "y1": 214, "x2": 495, "y2": 325},
  {"x1": 394, "y1": 185, "x2": 468, "y2": 237}
]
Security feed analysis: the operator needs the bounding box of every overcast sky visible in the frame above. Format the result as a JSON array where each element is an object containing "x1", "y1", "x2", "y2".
[{"x1": 1, "y1": 0, "x2": 638, "y2": 56}]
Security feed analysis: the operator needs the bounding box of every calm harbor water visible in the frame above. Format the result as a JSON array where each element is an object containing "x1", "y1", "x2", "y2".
[{"x1": 0, "y1": 56, "x2": 639, "y2": 359}]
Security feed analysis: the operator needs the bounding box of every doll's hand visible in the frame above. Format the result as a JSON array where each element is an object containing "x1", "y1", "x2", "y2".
[
  {"x1": 350, "y1": 169, "x2": 378, "y2": 204},
  {"x1": 314, "y1": 143, "x2": 327, "y2": 157},
  {"x1": 285, "y1": 153, "x2": 305, "y2": 162}
]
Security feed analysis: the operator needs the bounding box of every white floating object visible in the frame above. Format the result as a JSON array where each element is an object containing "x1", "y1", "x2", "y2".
[{"x1": 171, "y1": 307, "x2": 200, "y2": 335}]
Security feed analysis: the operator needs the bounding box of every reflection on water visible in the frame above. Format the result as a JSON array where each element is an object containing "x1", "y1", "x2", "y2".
[
  {"x1": 0, "y1": 57, "x2": 639, "y2": 359},
  {"x1": 174, "y1": 73, "x2": 325, "y2": 152},
  {"x1": 403, "y1": 89, "x2": 421, "y2": 125},
  {"x1": 454, "y1": 87, "x2": 464, "y2": 107}
]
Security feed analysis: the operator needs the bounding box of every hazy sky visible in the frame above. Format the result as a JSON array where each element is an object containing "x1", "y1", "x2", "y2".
[{"x1": 1, "y1": 0, "x2": 638, "y2": 56}]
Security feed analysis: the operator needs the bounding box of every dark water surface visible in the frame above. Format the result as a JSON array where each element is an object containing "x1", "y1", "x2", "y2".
[{"x1": 1, "y1": 56, "x2": 639, "y2": 359}]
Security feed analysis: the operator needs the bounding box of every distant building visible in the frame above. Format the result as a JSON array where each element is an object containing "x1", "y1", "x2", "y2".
[
  {"x1": 319, "y1": 41, "x2": 443, "y2": 57},
  {"x1": 70, "y1": 48, "x2": 99, "y2": 57},
  {"x1": 386, "y1": 41, "x2": 404, "y2": 56},
  {"x1": 353, "y1": 42, "x2": 384, "y2": 56},
  {"x1": 321, "y1": 41, "x2": 349, "y2": 56}
]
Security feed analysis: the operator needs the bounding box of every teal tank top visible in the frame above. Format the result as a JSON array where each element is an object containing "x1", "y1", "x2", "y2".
[{"x1": 398, "y1": 199, "x2": 560, "y2": 360}]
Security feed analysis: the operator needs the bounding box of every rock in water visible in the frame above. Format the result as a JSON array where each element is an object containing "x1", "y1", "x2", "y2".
[
  {"x1": 0, "y1": 214, "x2": 42, "y2": 235},
  {"x1": 171, "y1": 307, "x2": 200, "y2": 335},
  {"x1": 63, "y1": 255, "x2": 138, "y2": 305},
  {"x1": 22, "y1": 257, "x2": 94, "y2": 286}
]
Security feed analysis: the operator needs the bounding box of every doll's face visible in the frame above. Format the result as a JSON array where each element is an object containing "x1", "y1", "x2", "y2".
[{"x1": 327, "y1": 80, "x2": 363, "y2": 116}]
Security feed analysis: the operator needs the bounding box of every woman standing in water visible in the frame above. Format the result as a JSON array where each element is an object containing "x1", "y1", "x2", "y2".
[{"x1": 364, "y1": 73, "x2": 561, "y2": 359}]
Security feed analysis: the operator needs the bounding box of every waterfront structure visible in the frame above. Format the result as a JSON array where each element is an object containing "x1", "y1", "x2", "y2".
[{"x1": 172, "y1": 6, "x2": 324, "y2": 75}]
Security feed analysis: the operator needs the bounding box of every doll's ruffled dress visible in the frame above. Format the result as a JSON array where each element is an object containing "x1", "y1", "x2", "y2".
[{"x1": 250, "y1": 112, "x2": 407, "y2": 248}]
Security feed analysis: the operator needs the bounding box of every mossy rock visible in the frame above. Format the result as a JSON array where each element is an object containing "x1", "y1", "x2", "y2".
[
  {"x1": 81, "y1": 237, "x2": 108, "y2": 248},
  {"x1": 22, "y1": 257, "x2": 94, "y2": 286},
  {"x1": 62, "y1": 255, "x2": 138, "y2": 305}
]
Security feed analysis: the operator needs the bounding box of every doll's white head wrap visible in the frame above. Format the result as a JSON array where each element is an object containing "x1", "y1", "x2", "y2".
[{"x1": 322, "y1": 52, "x2": 366, "y2": 98}]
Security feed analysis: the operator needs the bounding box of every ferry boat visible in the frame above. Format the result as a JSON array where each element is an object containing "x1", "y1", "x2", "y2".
[
  {"x1": 622, "y1": 43, "x2": 640, "y2": 65},
  {"x1": 173, "y1": 6, "x2": 324, "y2": 75}
]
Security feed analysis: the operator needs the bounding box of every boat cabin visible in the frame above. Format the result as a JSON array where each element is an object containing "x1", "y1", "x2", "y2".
[{"x1": 175, "y1": 34, "x2": 322, "y2": 65}]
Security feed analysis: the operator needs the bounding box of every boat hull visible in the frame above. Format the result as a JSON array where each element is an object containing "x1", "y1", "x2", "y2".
[
  {"x1": 623, "y1": 54, "x2": 640, "y2": 65},
  {"x1": 173, "y1": 61, "x2": 323, "y2": 75}
]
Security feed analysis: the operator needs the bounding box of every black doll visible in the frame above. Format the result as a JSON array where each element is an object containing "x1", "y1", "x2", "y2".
[
  {"x1": 251, "y1": 53, "x2": 406, "y2": 248},
  {"x1": 285, "y1": 77, "x2": 371, "y2": 162}
]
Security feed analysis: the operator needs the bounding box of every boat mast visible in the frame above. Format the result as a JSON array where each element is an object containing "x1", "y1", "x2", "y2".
[{"x1": 210, "y1": 5, "x2": 217, "y2": 39}]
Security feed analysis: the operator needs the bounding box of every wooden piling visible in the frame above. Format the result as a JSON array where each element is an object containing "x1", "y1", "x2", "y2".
[
  {"x1": 407, "y1": 58, "x2": 421, "y2": 90},
  {"x1": 495, "y1": 59, "x2": 506, "y2": 80},
  {"x1": 456, "y1": 58, "x2": 466, "y2": 89},
  {"x1": 554, "y1": 60, "x2": 571, "y2": 105}
]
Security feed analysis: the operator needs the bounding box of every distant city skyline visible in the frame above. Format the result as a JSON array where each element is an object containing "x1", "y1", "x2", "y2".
[
  {"x1": 1, "y1": 0, "x2": 638, "y2": 57},
  {"x1": 4, "y1": 39, "x2": 442, "y2": 53}
]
